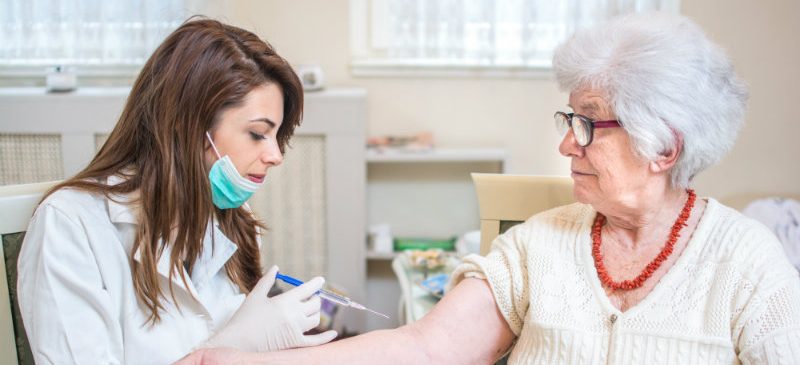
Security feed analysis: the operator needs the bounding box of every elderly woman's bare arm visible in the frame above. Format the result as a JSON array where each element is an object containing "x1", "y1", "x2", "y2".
[
  {"x1": 179, "y1": 278, "x2": 515, "y2": 365},
  {"x1": 265, "y1": 278, "x2": 515, "y2": 364}
]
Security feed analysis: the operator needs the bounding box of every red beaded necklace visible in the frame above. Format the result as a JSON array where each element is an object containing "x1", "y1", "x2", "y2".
[{"x1": 592, "y1": 189, "x2": 696, "y2": 291}]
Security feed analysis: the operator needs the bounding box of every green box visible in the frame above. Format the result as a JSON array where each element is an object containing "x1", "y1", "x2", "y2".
[{"x1": 393, "y1": 237, "x2": 456, "y2": 251}]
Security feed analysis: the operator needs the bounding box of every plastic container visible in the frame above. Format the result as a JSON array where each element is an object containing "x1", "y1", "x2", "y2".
[{"x1": 393, "y1": 237, "x2": 456, "y2": 251}]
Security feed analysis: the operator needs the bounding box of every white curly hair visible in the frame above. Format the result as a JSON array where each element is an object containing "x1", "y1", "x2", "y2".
[{"x1": 552, "y1": 12, "x2": 749, "y2": 188}]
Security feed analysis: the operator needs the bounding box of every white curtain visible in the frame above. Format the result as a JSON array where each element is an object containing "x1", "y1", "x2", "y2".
[
  {"x1": 0, "y1": 0, "x2": 194, "y2": 66},
  {"x1": 384, "y1": 0, "x2": 679, "y2": 67}
]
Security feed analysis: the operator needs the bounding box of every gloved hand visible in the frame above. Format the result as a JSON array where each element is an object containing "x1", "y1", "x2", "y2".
[{"x1": 204, "y1": 266, "x2": 338, "y2": 352}]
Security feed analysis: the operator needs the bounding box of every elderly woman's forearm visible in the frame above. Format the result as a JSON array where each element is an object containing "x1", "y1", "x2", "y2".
[{"x1": 258, "y1": 326, "x2": 433, "y2": 364}]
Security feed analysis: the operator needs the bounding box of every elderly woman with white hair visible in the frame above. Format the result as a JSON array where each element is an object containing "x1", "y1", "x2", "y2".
[{"x1": 178, "y1": 12, "x2": 800, "y2": 365}]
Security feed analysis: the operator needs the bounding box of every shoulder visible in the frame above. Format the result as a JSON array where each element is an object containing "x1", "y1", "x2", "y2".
[
  {"x1": 34, "y1": 187, "x2": 110, "y2": 225},
  {"x1": 21, "y1": 187, "x2": 118, "y2": 269},
  {"x1": 495, "y1": 203, "x2": 593, "y2": 255},
  {"x1": 702, "y1": 198, "x2": 783, "y2": 253},
  {"x1": 512, "y1": 202, "x2": 593, "y2": 235},
  {"x1": 532, "y1": 202, "x2": 593, "y2": 224},
  {"x1": 700, "y1": 198, "x2": 795, "y2": 279}
]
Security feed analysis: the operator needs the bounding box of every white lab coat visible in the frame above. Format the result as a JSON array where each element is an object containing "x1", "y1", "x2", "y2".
[{"x1": 17, "y1": 175, "x2": 247, "y2": 364}]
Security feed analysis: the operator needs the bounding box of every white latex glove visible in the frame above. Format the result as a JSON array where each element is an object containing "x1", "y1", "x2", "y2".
[{"x1": 205, "y1": 266, "x2": 337, "y2": 352}]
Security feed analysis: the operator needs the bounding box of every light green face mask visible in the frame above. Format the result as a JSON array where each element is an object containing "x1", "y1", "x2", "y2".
[{"x1": 206, "y1": 132, "x2": 262, "y2": 209}]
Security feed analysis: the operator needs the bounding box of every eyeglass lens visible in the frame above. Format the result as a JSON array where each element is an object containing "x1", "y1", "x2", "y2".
[{"x1": 554, "y1": 113, "x2": 590, "y2": 146}]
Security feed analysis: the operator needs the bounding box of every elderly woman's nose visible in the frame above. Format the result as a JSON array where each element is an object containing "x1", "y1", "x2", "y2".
[{"x1": 559, "y1": 129, "x2": 584, "y2": 157}]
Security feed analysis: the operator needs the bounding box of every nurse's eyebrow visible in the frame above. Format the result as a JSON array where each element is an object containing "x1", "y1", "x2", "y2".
[{"x1": 249, "y1": 118, "x2": 276, "y2": 128}]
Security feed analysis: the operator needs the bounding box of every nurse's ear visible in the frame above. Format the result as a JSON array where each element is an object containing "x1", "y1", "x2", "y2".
[
  {"x1": 649, "y1": 132, "x2": 683, "y2": 174},
  {"x1": 203, "y1": 131, "x2": 221, "y2": 167},
  {"x1": 204, "y1": 131, "x2": 222, "y2": 154},
  {"x1": 204, "y1": 131, "x2": 214, "y2": 149}
]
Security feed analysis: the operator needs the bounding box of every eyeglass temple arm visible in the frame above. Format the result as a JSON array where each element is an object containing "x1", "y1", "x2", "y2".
[{"x1": 593, "y1": 120, "x2": 621, "y2": 128}]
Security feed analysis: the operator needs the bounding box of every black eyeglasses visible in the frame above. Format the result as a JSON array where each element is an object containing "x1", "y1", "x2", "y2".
[{"x1": 554, "y1": 112, "x2": 621, "y2": 147}]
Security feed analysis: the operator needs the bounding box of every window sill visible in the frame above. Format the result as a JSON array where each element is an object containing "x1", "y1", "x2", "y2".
[
  {"x1": 0, "y1": 65, "x2": 140, "y2": 86},
  {"x1": 350, "y1": 59, "x2": 554, "y2": 79}
]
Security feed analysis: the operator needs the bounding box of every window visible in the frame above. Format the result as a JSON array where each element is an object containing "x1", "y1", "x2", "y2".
[
  {"x1": 0, "y1": 0, "x2": 204, "y2": 77},
  {"x1": 350, "y1": 0, "x2": 680, "y2": 77}
]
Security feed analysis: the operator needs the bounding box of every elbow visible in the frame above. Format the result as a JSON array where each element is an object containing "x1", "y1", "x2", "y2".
[
  {"x1": 397, "y1": 323, "x2": 441, "y2": 364},
  {"x1": 398, "y1": 322, "x2": 466, "y2": 365}
]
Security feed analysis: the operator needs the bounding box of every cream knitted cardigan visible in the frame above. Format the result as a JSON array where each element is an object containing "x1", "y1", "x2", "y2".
[{"x1": 452, "y1": 199, "x2": 800, "y2": 364}]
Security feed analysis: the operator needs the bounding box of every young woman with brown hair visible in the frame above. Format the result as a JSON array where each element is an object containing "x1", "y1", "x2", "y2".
[{"x1": 17, "y1": 18, "x2": 336, "y2": 364}]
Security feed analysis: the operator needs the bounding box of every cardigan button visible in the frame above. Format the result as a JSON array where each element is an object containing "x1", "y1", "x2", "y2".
[{"x1": 610, "y1": 314, "x2": 618, "y2": 324}]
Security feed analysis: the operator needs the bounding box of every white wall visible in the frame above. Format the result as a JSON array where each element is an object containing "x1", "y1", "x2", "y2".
[
  {"x1": 681, "y1": 0, "x2": 800, "y2": 202},
  {"x1": 223, "y1": 0, "x2": 800, "y2": 202}
]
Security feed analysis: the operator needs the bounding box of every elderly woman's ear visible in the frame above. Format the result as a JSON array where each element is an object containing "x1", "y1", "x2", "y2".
[{"x1": 649, "y1": 133, "x2": 683, "y2": 173}]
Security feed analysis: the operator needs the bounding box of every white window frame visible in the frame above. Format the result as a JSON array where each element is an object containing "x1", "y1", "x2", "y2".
[{"x1": 350, "y1": 0, "x2": 681, "y2": 78}]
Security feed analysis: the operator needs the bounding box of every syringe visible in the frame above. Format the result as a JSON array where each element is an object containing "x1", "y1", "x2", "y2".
[{"x1": 276, "y1": 272, "x2": 389, "y2": 319}]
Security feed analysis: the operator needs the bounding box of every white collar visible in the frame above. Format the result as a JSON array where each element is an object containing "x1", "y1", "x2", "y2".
[
  {"x1": 105, "y1": 174, "x2": 239, "y2": 294},
  {"x1": 191, "y1": 220, "x2": 239, "y2": 288},
  {"x1": 128, "y1": 220, "x2": 239, "y2": 295},
  {"x1": 106, "y1": 174, "x2": 139, "y2": 225}
]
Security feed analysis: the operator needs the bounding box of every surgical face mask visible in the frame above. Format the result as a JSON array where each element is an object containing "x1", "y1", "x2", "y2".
[{"x1": 206, "y1": 132, "x2": 262, "y2": 209}]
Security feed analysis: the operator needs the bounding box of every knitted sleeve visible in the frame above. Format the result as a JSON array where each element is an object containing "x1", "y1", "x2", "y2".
[
  {"x1": 734, "y1": 224, "x2": 800, "y2": 364},
  {"x1": 450, "y1": 222, "x2": 533, "y2": 336},
  {"x1": 737, "y1": 277, "x2": 800, "y2": 364}
]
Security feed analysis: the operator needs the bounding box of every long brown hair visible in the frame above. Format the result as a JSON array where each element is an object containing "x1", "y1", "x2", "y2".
[{"x1": 44, "y1": 18, "x2": 303, "y2": 323}]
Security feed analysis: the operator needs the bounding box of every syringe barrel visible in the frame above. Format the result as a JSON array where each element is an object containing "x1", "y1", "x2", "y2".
[{"x1": 317, "y1": 289, "x2": 351, "y2": 306}]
